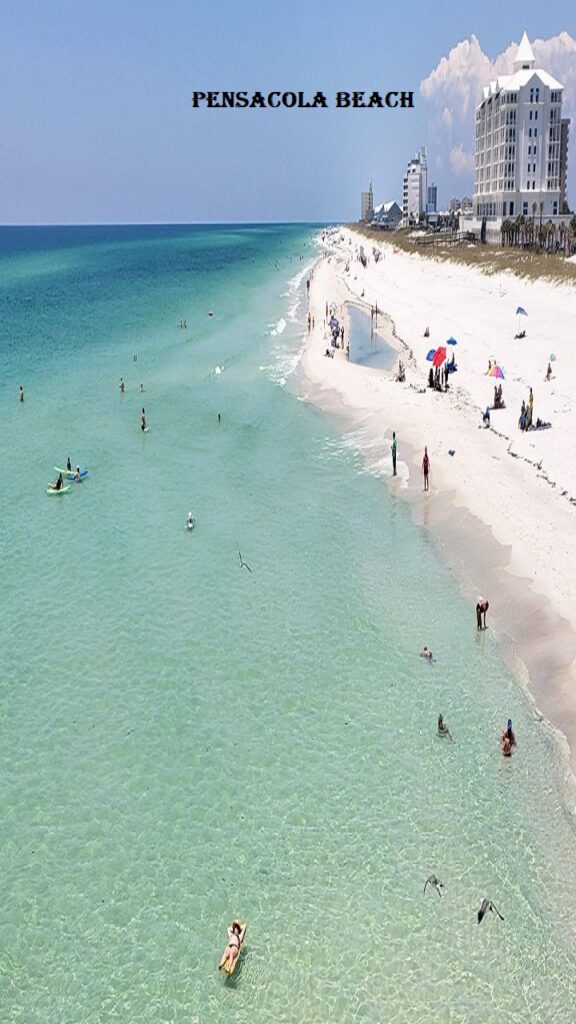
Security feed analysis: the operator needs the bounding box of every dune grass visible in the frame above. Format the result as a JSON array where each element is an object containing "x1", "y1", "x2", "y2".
[{"x1": 349, "y1": 225, "x2": 576, "y2": 285}]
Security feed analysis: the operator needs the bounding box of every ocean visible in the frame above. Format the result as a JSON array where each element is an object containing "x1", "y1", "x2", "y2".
[{"x1": 1, "y1": 223, "x2": 575, "y2": 1024}]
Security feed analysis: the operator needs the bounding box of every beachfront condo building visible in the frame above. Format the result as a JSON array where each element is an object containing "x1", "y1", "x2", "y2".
[
  {"x1": 467, "y1": 31, "x2": 570, "y2": 242},
  {"x1": 426, "y1": 183, "x2": 438, "y2": 214},
  {"x1": 360, "y1": 182, "x2": 374, "y2": 223},
  {"x1": 402, "y1": 148, "x2": 427, "y2": 225},
  {"x1": 372, "y1": 200, "x2": 402, "y2": 230}
]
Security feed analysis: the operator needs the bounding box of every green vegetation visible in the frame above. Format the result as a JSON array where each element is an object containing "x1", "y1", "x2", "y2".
[{"x1": 349, "y1": 223, "x2": 576, "y2": 285}]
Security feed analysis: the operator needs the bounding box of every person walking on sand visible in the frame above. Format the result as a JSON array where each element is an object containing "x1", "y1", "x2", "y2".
[
  {"x1": 422, "y1": 447, "x2": 430, "y2": 491},
  {"x1": 392, "y1": 432, "x2": 397, "y2": 476}
]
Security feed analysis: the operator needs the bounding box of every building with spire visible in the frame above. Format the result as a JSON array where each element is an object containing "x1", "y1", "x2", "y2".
[
  {"x1": 466, "y1": 31, "x2": 570, "y2": 241},
  {"x1": 360, "y1": 181, "x2": 374, "y2": 223}
]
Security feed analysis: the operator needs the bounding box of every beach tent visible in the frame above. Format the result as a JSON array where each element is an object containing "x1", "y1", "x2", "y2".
[
  {"x1": 426, "y1": 349, "x2": 436, "y2": 361},
  {"x1": 432, "y1": 347, "x2": 447, "y2": 367}
]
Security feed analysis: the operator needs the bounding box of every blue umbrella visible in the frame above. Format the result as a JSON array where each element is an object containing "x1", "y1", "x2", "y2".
[
  {"x1": 446, "y1": 336, "x2": 457, "y2": 345},
  {"x1": 516, "y1": 307, "x2": 528, "y2": 315},
  {"x1": 426, "y1": 348, "x2": 436, "y2": 361}
]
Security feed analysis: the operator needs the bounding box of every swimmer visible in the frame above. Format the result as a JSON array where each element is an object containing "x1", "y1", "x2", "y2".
[
  {"x1": 423, "y1": 874, "x2": 444, "y2": 897},
  {"x1": 217, "y1": 413, "x2": 221, "y2": 424},
  {"x1": 140, "y1": 383, "x2": 144, "y2": 393},
  {"x1": 420, "y1": 646, "x2": 433, "y2": 660},
  {"x1": 75, "y1": 466, "x2": 82, "y2": 482},
  {"x1": 477, "y1": 898, "x2": 504, "y2": 924},
  {"x1": 141, "y1": 408, "x2": 147, "y2": 431},
  {"x1": 501, "y1": 719, "x2": 516, "y2": 747},
  {"x1": 19, "y1": 385, "x2": 24, "y2": 402},
  {"x1": 186, "y1": 511, "x2": 195, "y2": 530},
  {"x1": 438, "y1": 714, "x2": 452, "y2": 741},
  {"x1": 66, "y1": 457, "x2": 72, "y2": 471},
  {"x1": 120, "y1": 377, "x2": 125, "y2": 393}
]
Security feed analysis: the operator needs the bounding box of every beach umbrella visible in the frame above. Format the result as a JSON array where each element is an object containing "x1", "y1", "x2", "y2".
[
  {"x1": 550, "y1": 353, "x2": 556, "y2": 362},
  {"x1": 446, "y1": 336, "x2": 458, "y2": 345},
  {"x1": 487, "y1": 364, "x2": 505, "y2": 379},
  {"x1": 432, "y1": 347, "x2": 447, "y2": 367},
  {"x1": 426, "y1": 348, "x2": 436, "y2": 361}
]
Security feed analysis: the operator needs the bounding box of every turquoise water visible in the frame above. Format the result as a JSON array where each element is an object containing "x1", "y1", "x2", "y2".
[{"x1": 1, "y1": 224, "x2": 576, "y2": 1024}]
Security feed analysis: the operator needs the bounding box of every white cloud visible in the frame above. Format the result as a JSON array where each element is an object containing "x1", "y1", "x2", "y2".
[
  {"x1": 420, "y1": 32, "x2": 576, "y2": 201},
  {"x1": 449, "y1": 144, "x2": 475, "y2": 175}
]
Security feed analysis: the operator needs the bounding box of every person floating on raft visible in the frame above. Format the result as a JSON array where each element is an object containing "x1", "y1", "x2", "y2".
[{"x1": 218, "y1": 920, "x2": 246, "y2": 975}]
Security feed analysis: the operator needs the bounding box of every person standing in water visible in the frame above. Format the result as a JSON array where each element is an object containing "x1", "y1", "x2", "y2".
[
  {"x1": 66, "y1": 457, "x2": 72, "y2": 471},
  {"x1": 422, "y1": 447, "x2": 430, "y2": 491},
  {"x1": 392, "y1": 432, "x2": 397, "y2": 476},
  {"x1": 141, "y1": 408, "x2": 147, "y2": 431},
  {"x1": 19, "y1": 385, "x2": 24, "y2": 402},
  {"x1": 476, "y1": 597, "x2": 489, "y2": 630},
  {"x1": 120, "y1": 377, "x2": 125, "y2": 393}
]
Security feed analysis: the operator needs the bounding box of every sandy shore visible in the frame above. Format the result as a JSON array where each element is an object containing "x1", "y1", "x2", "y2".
[{"x1": 298, "y1": 227, "x2": 576, "y2": 785}]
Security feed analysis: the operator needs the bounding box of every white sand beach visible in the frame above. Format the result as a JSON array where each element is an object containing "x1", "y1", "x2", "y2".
[{"x1": 300, "y1": 227, "x2": 576, "y2": 780}]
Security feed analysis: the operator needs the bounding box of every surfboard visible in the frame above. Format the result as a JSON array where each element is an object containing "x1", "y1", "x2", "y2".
[{"x1": 47, "y1": 485, "x2": 71, "y2": 495}]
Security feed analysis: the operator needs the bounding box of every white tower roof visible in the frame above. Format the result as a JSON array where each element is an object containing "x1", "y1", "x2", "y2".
[{"x1": 513, "y1": 31, "x2": 535, "y2": 71}]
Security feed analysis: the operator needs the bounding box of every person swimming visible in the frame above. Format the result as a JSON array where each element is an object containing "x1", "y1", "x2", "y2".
[
  {"x1": 501, "y1": 719, "x2": 516, "y2": 755},
  {"x1": 186, "y1": 512, "x2": 195, "y2": 529},
  {"x1": 141, "y1": 408, "x2": 147, "y2": 431},
  {"x1": 75, "y1": 466, "x2": 82, "y2": 482},
  {"x1": 421, "y1": 646, "x2": 433, "y2": 660},
  {"x1": 66, "y1": 457, "x2": 72, "y2": 471},
  {"x1": 438, "y1": 714, "x2": 452, "y2": 740}
]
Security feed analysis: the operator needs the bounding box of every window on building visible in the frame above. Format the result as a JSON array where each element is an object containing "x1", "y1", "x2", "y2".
[
  {"x1": 535, "y1": 88, "x2": 540, "y2": 102},
  {"x1": 510, "y1": 203, "x2": 514, "y2": 215},
  {"x1": 523, "y1": 202, "x2": 528, "y2": 215}
]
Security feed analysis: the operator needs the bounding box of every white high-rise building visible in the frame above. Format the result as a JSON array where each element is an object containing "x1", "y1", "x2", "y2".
[
  {"x1": 472, "y1": 31, "x2": 569, "y2": 233},
  {"x1": 402, "y1": 148, "x2": 427, "y2": 225}
]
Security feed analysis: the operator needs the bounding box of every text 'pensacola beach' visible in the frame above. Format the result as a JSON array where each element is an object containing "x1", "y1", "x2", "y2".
[{"x1": 191, "y1": 90, "x2": 414, "y2": 109}]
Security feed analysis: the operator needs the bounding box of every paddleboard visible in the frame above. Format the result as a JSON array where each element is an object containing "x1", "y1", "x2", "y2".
[
  {"x1": 47, "y1": 485, "x2": 71, "y2": 495},
  {"x1": 54, "y1": 467, "x2": 88, "y2": 479}
]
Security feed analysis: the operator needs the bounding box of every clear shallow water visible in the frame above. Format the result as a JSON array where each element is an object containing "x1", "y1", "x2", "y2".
[
  {"x1": 1, "y1": 224, "x2": 575, "y2": 1024},
  {"x1": 348, "y1": 305, "x2": 396, "y2": 371}
]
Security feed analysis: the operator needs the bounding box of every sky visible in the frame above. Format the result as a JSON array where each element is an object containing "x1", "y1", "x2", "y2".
[{"x1": 1, "y1": 0, "x2": 575, "y2": 223}]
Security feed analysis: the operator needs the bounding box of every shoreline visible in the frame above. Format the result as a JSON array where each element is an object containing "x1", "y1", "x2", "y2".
[{"x1": 296, "y1": 229, "x2": 576, "y2": 795}]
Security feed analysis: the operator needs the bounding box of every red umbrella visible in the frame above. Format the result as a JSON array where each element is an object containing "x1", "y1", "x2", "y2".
[{"x1": 432, "y1": 347, "x2": 447, "y2": 367}]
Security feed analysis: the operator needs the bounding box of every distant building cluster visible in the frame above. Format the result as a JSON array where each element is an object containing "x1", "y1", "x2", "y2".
[{"x1": 358, "y1": 31, "x2": 571, "y2": 244}]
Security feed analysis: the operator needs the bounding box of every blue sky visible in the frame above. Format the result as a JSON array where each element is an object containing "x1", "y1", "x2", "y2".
[{"x1": 1, "y1": 0, "x2": 575, "y2": 223}]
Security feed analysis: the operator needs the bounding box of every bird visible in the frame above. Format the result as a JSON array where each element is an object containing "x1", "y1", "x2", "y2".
[
  {"x1": 477, "y1": 898, "x2": 504, "y2": 924},
  {"x1": 423, "y1": 874, "x2": 444, "y2": 897},
  {"x1": 237, "y1": 544, "x2": 252, "y2": 574}
]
